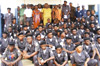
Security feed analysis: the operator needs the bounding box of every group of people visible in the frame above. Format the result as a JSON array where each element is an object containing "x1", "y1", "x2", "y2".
[{"x1": 0, "y1": 1, "x2": 100, "y2": 66}]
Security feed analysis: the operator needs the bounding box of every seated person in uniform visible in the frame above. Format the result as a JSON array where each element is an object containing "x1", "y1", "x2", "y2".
[
  {"x1": 71, "y1": 28, "x2": 82, "y2": 45},
  {"x1": 15, "y1": 33, "x2": 26, "y2": 55},
  {"x1": 63, "y1": 37, "x2": 76, "y2": 60},
  {"x1": 1, "y1": 42, "x2": 23, "y2": 66},
  {"x1": 71, "y1": 45, "x2": 97, "y2": 66},
  {"x1": 83, "y1": 38, "x2": 96, "y2": 59},
  {"x1": 0, "y1": 32, "x2": 9, "y2": 54},
  {"x1": 34, "y1": 33, "x2": 43, "y2": 45},
  {"x1": 35, "y1": 26, "x2": 45, "y2": 40},
  {"x1": 54, "y1": 45, "x2": 69, "y2": 66},
  {"x1": 20, "y1": 25, "x2": 29, "y2": 35},
  {"x1": 38, "y1": 41, "x2": 54, "y2": 66},
  {"x1": 23, "y1": 34, "x2": 39, "y2": 66},
  {"x1": 45, "y1": 31, "x2": 58, "y2": 50},
  {"x1": 94, "y1": 37, "x2": 100, "y2": 66}
]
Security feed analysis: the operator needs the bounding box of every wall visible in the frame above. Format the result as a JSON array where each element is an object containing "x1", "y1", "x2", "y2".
[{"x1": 0, "y1": 0, "x2": 99, "y2": 15}]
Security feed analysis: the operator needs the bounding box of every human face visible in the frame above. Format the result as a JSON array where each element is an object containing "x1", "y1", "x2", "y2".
[
  {"x1": 18, "y1": 35, "x2": 24, "y2": 41},
  {"x1": 66, "y1": 39, "x2": 72, "y2": 44},
  {"x1": 48, "y1": 33, "x2": 53, "y2": 38},
  {"x1": 97, "y1": 38, "x2": 100, "y2": 44},
  {"x1": 2, "y1": 34, "x2": 7, "y2": 38},
  {"x1": 41, "y1": 45, "x2": 46, "y2": 50},
  {"x1": 27, "y1": 37, "x2": 33, "y2": 44},
  {"x1": 35, "y1": 5, "x2": 38, "y2": 10},
  {"x1": 56, "y1": 48, "x2": 62, "y2": 54},
  {"x1": 72, "y1": 30, "x2": 77, "y2": 35},
  {"x1": 8, "y1": 45, "x2": 15, "y2": 52},
  {"x1": 76, "y1": 46, "x2": 83, "y2": 53},
  {"x1": 38, "y1": 27, "x2": 43, "y2": 32},
  {"x1": 84, "y1": 40, "x2": 90, "y2": 45},
  {"x1": 36, "y1": 35, "x2": 41, "y2": 40}
]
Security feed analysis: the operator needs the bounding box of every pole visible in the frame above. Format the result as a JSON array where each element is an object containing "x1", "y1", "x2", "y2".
[{"x1": 0, "y1": 5, "x2": 2, "y2": 38}]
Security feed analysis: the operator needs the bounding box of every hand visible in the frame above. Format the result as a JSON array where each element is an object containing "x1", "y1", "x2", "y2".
[
  {"x1": 57, "y1": 64, "x2": 61, "y2": 66},
  {"x1": 6, "y1": 62, "x2": 11, "y2": 66},
  {"x1": 23, "y1": 54, "x2": 30, "y2": 59},
  {"x1": 11, "y1": 62, "x2": 16, "y2": 66},
  {"x1": 40, "y1": 62, "x2": 45, "y2": 65}
]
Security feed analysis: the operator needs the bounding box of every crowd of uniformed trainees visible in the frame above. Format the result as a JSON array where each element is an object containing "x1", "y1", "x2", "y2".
[{"x1": 0, "y1": 1, "x2": 100, "y2": 66}]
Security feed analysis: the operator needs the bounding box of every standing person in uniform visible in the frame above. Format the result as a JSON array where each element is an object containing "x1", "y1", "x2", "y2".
[
  {"x1": 53, "y1": 45, "x2": 69, "y2": 66},
  {"x1": 32, "y1": 5, "x2": 40, "y2": 28},
  {"x1": 38, "y1": 41, "x2": 54, "y2": 66},
  {"x1": 81, "y1": 5, "x2": 87, "y2": 18},
  {"x1": 62, "y1": 1, "x2": 70, "y2": 22},
  {"x1": 71, "y1": 45, "x2": 97, "y2": 66},
  {"x1": 1, "y1": 42, "x2": 23, "y2": 66},
  {"x1": 4, "y1": 8, "x2": 13, "y2": 29},
  {"x1": 23, "y1": 34, "x2": 39, "y2": 66},
  {"x1": 75, "y1": 6, "x2": 82, "y2": 20},
  {"x1": 69, "y1": 2, "x2": 75, "y2": 22},
  {"x1": 41, "y1": 3, "x2": 52, "y2": 26}
]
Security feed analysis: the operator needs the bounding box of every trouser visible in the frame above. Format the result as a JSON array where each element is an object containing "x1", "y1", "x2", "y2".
[
  {"x1": 54, "y1": 63, "x2": 69, "y2": 66},
  {"x1": 39, "y1": 60, "x2": 54, "y2": 66},
  {"x1": 33, "y1": 55, "x2": 39, "y2": 66},
  {"x1": 26, "y1": 17, "x2": 33, "y2": 26},
  {"x1": 1, "y1": 60, "x2": 23, "y2": 66},
  {"x1": 19, "y1": 16, "x2": 25, "y2": 25},
  {"x1": 97, "y1": 59, "x2": 100, "y2": 66},
  {"x1": 76, "y1": 59, "x2": 97, "y2": 66},
  {"x1": 87, "y1": 59, "x2": 97, "y2": 66}
]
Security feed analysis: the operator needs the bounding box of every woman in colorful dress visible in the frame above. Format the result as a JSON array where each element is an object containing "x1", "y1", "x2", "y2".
[{"x1": 32, "y1": 5, "x2": 40, "y2": 28}]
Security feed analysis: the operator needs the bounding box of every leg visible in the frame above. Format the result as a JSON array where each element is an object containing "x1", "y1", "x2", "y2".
[
  {"x1": 1, "y1": 62, "x2": 7, "y2": 66},
  {"x1": 48, "y1": 60, "x2": 54, "y2": 66},
  {"x1": 65, "y1": 64, "x2": 69, "y2": 66},
  {"x1": 33, "y1": 55, "x2": 39, "y2": 66},
  {"x1": 88, "y1": 59, "x2": 97, "y2": 66},
  {"x1": 17, "y1": 60, "x2": 23, "y2": 66},
  {"x1": 97, "y1": 59, "x2": 100, "y2": 66}
]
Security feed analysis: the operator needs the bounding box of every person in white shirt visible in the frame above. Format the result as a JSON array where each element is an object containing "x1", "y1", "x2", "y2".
[{"x1": 24, "y1": 4, "x2": 33, "y2": 26}]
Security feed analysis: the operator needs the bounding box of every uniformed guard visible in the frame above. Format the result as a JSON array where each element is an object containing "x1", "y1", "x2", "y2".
[
  {"x1": 63, "y1": 37, "x2": 76, "y2": 60},
  {"x1": 71, "y1": 45, "x2": 97, "y2": 66},
  {"x1": 53, "y1": 45, "x2": 69, "y2": 66},
  {"x1": 1, "y1": 41, "x2": 23, "y2": 66},
  {"x1": 23, "y1": 34, "x2": 39, "y2": 66},
  {"x1": 38, "y1": 41, "x2": 54, "y2": 66},
  {"x1": 0, "y1": 32, "x2": 9, "y2": 54}
]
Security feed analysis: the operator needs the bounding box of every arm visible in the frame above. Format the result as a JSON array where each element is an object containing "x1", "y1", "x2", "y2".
[
  {"x1": 54, "y1": 60, "x2": 61, "y2": 66},
  {"x1": 1, "y1": 58, "x2": 11, "y2": 66},
  {"x1": 84, "y1": 58, "x2": 90, "y2": 66},
  {"x1": 95, "y1": 48, "x2": 100, "y2": 59},
  {"x1": 61, "y1": 60, "x2": 67, "y2": 66},
  {"x1": 63, "y1": 48, "x2": 75, "y2": 54},
  {"x1": 15, "y1": 46, "x2": 23, "y2": 55},
  {"x1": 92, "y1": 48, "x2": 96, "y2": 59},
  {"x1": 44, "y1": 56, "x2": 54, "y2": 62},
  {"x1": 11, "y1": 55, "x2": 22, "y2": 66},
  {"x1": 23, "y1": 50, "x2": 38, "y2": 59}
]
